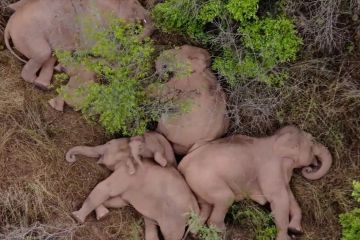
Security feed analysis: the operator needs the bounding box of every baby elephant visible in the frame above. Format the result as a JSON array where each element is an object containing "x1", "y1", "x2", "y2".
[
  {"x1": 179, "y1": 126, "x2": 332, "y2": 240},
  {"x1": 68, "y1": 134, "x2": 199, "y2": 240},
  {"x1": 66, "y1": 131, "x2": 176, "y2": 174}
]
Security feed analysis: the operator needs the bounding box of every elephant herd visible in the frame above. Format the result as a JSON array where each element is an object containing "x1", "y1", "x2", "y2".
[{"x1": 4, "y1": 1, "x2": 333, "y2": 240}]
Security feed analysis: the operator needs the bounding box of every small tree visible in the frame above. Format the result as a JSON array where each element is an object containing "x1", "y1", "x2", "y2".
[{"x1": 57, "y1": 18, "x2": 165, "y2": 135}]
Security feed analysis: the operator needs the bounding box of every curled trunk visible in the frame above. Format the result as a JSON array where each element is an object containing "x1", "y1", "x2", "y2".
[{"x1": 302, "y1": 143, "x2": 332, "y2": 180}]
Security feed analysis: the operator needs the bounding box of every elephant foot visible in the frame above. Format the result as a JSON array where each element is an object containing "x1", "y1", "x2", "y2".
[
  {"x1": 96, "y1": 206, "x2": 110, "y2": 220},
  {"x1": 49, "y1": 98, "x2": 65, "y2": 112},
  {"x1": 34, "y1": 81, "x2": 52, "y2": 91},
  {"x1": 72, "y1": 210, "x2": 86, "y2": 223},
  {"x1": 288, "y1": 227, "x2": 303, "y2": 237}
]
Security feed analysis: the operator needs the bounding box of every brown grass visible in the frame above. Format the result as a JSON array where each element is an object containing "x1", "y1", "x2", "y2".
[
  {"x1": 1, "y1": 0, "x2": 360, "y2": 239},
  {"x1": 0, "y1": 50, "x2": 142, "y2": 239}
]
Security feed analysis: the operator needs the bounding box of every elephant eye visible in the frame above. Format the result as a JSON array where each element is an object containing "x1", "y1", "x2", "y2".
[{"x1": 162, "y1": 64, "x2": 167, "y2": 69}]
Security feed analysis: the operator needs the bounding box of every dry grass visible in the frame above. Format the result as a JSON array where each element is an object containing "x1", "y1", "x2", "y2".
[
  {"x1": 0, "y1": 50, "x2": 142, "y2": 239},
  {"x1": 1, "y1": 0, "x2": 360, "y2": 239},
  {"x1": 284, "y1": 0, "x2": 358, "y2": 55},
  {"x1": 0, "y1": 0, "x2": 16, "y2": 42},
  {"x1": 223, "y1": 56, "x2": 360, "y2": 239}
]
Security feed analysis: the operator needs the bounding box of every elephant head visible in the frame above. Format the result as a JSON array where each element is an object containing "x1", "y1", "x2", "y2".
[
  {"x1": 129, "y1": 132, "x2": 177, "y2": 167},
  {"x1": 66, "y1": 138, "x2": 137, "y2": 174},
  {"x1": 155, "y1": 45, "x2": 211, "y2": 78},
  {"x1": 273, "y1": 126, "x2": 332, "y2": 180}
]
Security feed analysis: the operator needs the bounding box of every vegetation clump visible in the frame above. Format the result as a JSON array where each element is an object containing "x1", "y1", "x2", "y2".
[
  {"x1": 153, "y1": 0, "x2": 302, "y2": 86},
  {"x1": 187, "y1": 212, "x2": 222, "y2": 240},
  {"x1": 57, "y1": 18, "x2": 164, "y2": 135},
  {"x1": 339, "y1": 181, "x2": 360, "y2": 240},
  {"x1": 229, "y1": 202, "x2": 277, "y2": 240}
]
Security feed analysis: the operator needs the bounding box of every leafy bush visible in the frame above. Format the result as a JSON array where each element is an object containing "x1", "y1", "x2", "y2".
[
  {"x1": 187, "y1": 212, "x2": 221, "y2": 240},
  {"x1": 152, "y1": 0, "x2": 302, "y2": 87},
  {"x1": 56, "y1": 18, "x2": 164, "y2": 135},
  {"x1": 229, "y1": 202, "x2": 277, "y2": 240},
  {"x1": 339, "y1": 181, "x2": 360, "y2": 240},
  {"x1": 226, "y1": 0, "x2": 258, "y2": 22}
]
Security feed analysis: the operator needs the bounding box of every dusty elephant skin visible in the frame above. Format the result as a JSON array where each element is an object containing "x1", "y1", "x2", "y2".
[
  {"x1": 48, "y1": 65, "x2": 96, "y2": 111},
  {"x1": 155, "y1": 45, "x2": 229, "y2": 155},
  {"x1": 67, "y1": 133, "x2": 198, "y2": 240},
  {"x1": 178, "y1": 125, "x2": 332, "y2": 240},
  {"x1": 4, "y1": 0, "x2": 154, "y2": 90},
  {"x1": 66, "y1": 131, "x2": 176, "y2": 174}
]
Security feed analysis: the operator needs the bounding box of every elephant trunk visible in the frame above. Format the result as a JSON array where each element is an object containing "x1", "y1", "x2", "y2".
[
  {"x1": 301, "y1": 143, "x2": 332, "y2": 180},
  {"x1": 66, "y1": 145, "x2": 104, "y2": 163}
]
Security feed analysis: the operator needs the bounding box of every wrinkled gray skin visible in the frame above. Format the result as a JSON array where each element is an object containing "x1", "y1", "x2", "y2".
[
  {"x1": 155, "y1": 45, "x2": 229, "y2": 155},
  {"x1": 179, "y1": 126, "x2": 332, "y2": 240},
  {"x1": 67, "y1": 133, "x2": 198, "y2": 240},
  {"x1": 4, "y1": 0, "x2": 154, "y2": 89}
]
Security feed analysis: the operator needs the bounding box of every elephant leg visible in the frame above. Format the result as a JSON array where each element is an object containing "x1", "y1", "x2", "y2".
[
  {"x1": 95, "y1": 205, "x2": 110, "y2": 220},
  {"x1": 198, "y1": 199, "x2": 212, "y2": 224},
  {"x1": 144, "y1": 217, "x2": 159, "y2": 240},
  {"x1": 288, "y1": 190, "x2": 302, "y2": 235},
  {"x1": 207, "y1": 203, "x2": 229, "y2": 232},
  {"x1": 34, "y1": 56, "x2": 56, "y2": 89},
  {"x1": 49, "y1": 96, "x2": 65, "y2": 111},
  {"x1": 160, "y1": 220, "x2": 185, "y2": 240},
  {"x1": 21, "y1": 39, "x2": 51, "y2": 84},
  {"x1": 103, "y1": 196, "x2": 129, "y2": 208},
  {"x1": 205, "y1": 186, "x2": 234, "y2": 232},
  {"x1": 95, "y1": 196, "x2": 129, "y2": 220},
  {"x1": 72, "y1": 173, "x2": 125, "y2": 223},
  {"x1": 263, "y1": 188, "x2": 291, "y2": 240}
]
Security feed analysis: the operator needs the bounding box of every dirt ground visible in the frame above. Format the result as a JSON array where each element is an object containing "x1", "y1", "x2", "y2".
[
  {"x1": 1, "y1": 48, "x2": 360, "y2": 240},
  {"x1": 1, "y1": 1, "x2": 360, "y2": 240}
]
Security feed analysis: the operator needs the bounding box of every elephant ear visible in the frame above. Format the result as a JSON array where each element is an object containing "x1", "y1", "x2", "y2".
[
  {"x1": 181, "y1": 45, "x2": 211, "y2": 72},
  {"x1": 144, "y1": 132, "x2": 177, "y2": 167},
  {"x1": 273, "y1": 128, "x2": 301, "y2": 160},
  {"x1": 8, "y1": 0, "x2": 32, "y2": 11}
]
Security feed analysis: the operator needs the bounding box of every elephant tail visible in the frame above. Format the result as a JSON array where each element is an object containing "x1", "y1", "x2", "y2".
[{"x1": 4, "y1": 21, "x2": 27, "y2": 63}]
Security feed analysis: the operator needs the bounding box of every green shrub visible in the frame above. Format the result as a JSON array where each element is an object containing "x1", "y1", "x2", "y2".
[
  {"x1": 240, "y1": 17, "x2": 301, "y2": 68},
  {"x1": 56, "y1": 18, "x2": 162, "y2": 135},
  {"x1": 226, "y1": 0, "x2": 259, "y2": 22},
  {"x1": 153, "y1": 0, "x2": 302, "y2": 87},
  {"x1": 230, "y1": 203, "x2": 277, "y2": 240},
  {"x1": 339, "y1": 181, "x2": 360, "y2": 240},
  {"x1": 152, "y1": 0, "x2": 206, "y2": 40},
  {"x1": 187, "y1": 212, "x2": 222, "y2": 240}
]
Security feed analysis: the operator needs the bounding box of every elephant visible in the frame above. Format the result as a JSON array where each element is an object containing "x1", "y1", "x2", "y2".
[
  {"x1": 48, "y1": 65, "x2": 96, "y2": 111},
  {"x1": 178, "y1": 125, "x2": 332, "y2": 240},
  {"x1": 155, "y1": 45, "x2": 229, "y2": 155},
  {"x1": 66, "y1": 131, "x2": 176, "y2": 174},
  {"x1": 67, "y1": 134, "x2": 199, "y2": 240},
  {"x1": 4, "y1": 0, "x2": 154, "y2": 89}
]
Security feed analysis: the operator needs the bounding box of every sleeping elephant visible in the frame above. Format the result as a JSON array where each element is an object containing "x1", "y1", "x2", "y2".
[
  {"x1": 155, "y1": 45, "x2": 229, "y2": 155},
  {"x1": 178, "y1": 125, "x2": 332, "y2": 240},
  {"x1": 72, "y1": 158, "x2": 199, "y2": 240},
  {"x1": 48, "y1": 65, "x2": 96, "y2": 111},
  {"x1": 66, "y1": 131, "x2": 176, "y2": 174},
  {"x1": 66, "y1": 132, "x2": 198, "y2": 240},
  {"x1": 4, "y1": 0, "x2": 154, "y2": 89}
]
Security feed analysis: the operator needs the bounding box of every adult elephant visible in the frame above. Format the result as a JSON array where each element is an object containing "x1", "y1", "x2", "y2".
[
  {"x1": 4, "y1": 0, "x2": 154, "y2": 89},
  {"x1": 155, "y1": 45, "x2": 229, "y2": 155},
  {"x1": 178, "y1": 125, "x2": 332, "y2": 240}
]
